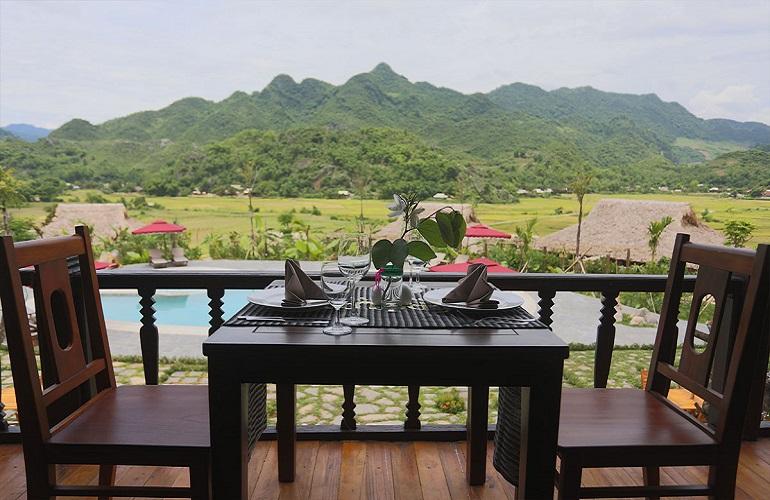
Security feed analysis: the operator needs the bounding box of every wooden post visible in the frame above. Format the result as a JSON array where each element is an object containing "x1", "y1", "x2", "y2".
[
  {"x1": 341, "y1": 384, "x2": 357, "y2": 430},
  {"x1": 207, "y1": 287, "x2": 225, "y2": 336},
  {"x1": 405, "y1": 385, "x2": 422, "y2": 430},
  {"x1": 537, "y1": 290, "x2": 556, "y2": 327},
  {"x1": 595, "y1": 290, "x2": 619, "y2": 388},
  {"x1": 138, "y1": 287, "x2": 159, "y2": 385}
]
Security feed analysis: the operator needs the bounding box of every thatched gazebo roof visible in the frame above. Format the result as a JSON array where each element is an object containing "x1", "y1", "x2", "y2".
[
  {"x1": 534, "y1": 199, "x2": 723, "y2": 262},
  {"x1": 41, "y1": 203, "x2": 141, "y2": 240},
  {"x1": 373, "y1": 203, "x2": 479, "y2": 241}
]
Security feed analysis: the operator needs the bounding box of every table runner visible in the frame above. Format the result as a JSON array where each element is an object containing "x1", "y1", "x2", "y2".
[{"x1": 224, "y1": 285, "x2": 547, "y2": 330}]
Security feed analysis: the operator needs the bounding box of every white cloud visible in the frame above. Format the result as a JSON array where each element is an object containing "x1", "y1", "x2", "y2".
[
  {"x1": 1, "y1": 0, "x2": 769, "y2": 127},
  {"x1": 689, "y1": 85, "x2": 766, "y2": 122}
]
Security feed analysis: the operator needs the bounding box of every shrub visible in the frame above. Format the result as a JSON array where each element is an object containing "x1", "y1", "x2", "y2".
[{"x1": 435, "y1": 389, "x2": 465, "y2": 414}]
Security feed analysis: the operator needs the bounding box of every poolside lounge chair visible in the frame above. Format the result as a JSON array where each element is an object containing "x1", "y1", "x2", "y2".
[
  {"x1": 171, "y1": 246, "x2": 189, "y2": 267},
  {"x1": 148, "y1": 248, "x2": 170, "y2": 268}
]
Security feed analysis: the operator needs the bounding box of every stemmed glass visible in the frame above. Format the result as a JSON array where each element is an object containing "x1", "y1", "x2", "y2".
[
  {"x1": 320, "y1": 262, "x2": 354, "y2": 336},
  {"x1": 338, "y1": 233, "x2": 372, "y2": 326}
]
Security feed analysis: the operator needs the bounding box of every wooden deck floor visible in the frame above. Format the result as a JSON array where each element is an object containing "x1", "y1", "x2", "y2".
[{"x1": 1, "y1": 439, "x2": 769, "y2": 499}]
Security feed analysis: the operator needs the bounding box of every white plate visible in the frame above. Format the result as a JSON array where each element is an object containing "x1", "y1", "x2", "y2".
[
  {"x1": 248, "y1": 288, "x2": 329, "y2": 309},
  {"x1": 422, "y1": 288, "x2": 525, "y2": 311}
]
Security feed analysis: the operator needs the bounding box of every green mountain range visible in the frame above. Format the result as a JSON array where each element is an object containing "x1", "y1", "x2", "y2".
[{"x1": 2, "y1": 63, "x2": 769, "y2": 200}]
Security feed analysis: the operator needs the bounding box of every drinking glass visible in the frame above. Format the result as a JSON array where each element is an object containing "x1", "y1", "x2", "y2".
[
  {"x1": 337, "y1": 233, "x2": 372, "y2": 326},
  {"x1": 320, "y1": 262, "x2": 353, "y2": 336},
  {"x1": 407, "y1": 255, "x2": 426, "y2": 293}
]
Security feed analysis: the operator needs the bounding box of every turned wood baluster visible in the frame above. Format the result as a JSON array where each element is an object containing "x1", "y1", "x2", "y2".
[
  {"x1": 341, "y1": 384, "x2": 357, "y2": 430},
  {"x1": 0, "y1": 373, "x2": 7, "y2": 432},
  {"x1": 138, "y1": 287, "x2": 159, "y2": 385},
  {"x1": 537, "y1": 290, "x2": 556, "y2": 327},
  {"x1": 207, "y1": 287, "x2": 225, "y2": 336},
  {"x1": 594, "y1": 290, "x2": 619, "y2": 388},
  {"x1": 405, "y1": 385, "x2": 422, "y2": 430}
]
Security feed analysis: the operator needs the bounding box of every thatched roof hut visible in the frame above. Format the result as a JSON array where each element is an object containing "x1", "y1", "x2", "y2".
[
  {"x1": 534, "y1": 199, "x2": 723, "y2": 262},
  {"x1": 373, "y1": 203, "x2": 479, "y2": 241},
  {"x1": 41, "y1": 203, "x2": 141, "y2": 240}
]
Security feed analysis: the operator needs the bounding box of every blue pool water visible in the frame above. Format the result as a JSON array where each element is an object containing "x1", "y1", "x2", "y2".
[{"x1": 100, "y1": 290, "x2": 256, "y2": 327}]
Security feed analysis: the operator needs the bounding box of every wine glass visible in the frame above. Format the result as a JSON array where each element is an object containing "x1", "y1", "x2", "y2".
[
  {"x1": 338, "y1": 233, "x2": 372, "y2": 326},
  {"x1": 320, "y1": 262, "x2": 353, "y2": 336}
]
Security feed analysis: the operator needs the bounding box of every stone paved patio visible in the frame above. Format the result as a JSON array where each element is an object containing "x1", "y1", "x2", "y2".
[{"x1": 2, "y1": 348, "x2": 657, "y2": 427}]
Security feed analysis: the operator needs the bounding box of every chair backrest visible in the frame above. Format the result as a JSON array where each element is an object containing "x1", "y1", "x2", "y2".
[
  {"x1": 0, "y1": 226, "x2": 116, "y2": 448},
  {"x1": 149, "y1": 248, "x2": 164, "y2": 260},
  {"x1": 646, "y1": 233, "x2": 770, "y2": 444}
]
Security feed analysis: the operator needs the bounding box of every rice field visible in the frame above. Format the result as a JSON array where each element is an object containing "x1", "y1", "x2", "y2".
[{"x1": 11, "y1": 191, "x2": 770, "y2": 248}]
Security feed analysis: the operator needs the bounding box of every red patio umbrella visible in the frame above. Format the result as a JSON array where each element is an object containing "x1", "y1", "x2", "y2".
[
  {"x1": 465, "y1": 224, "x2": 511, "y2": 239},
  {"x1": 464, "y1": 224, "x2": 511, "y2": 256},
  {"x1": 429, "y1": 257, "x2": 516, "y2": 273},
  {"x1": 131, "y1": 220, "x2": 186, "y2": 235}
]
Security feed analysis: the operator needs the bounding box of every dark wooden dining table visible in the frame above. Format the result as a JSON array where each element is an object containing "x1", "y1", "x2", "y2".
[{"x1": 203, "y1": 289, "x2": 569, "y2": 499}]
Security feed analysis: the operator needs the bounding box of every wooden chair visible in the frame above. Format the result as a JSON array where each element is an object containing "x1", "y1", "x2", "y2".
[
  {"x1": 640, "y1": 368, "x2": 704, "y2": 419},
  {"x1": 0, "y1": 226, "x2": 211, "y2": 499},
  {"x1": 555, "y1": 233, "x2": 770, "y2": 499}
]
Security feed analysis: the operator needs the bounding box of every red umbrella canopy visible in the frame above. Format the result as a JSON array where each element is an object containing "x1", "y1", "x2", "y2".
[
  {"x1": 429, "y1": 257, "x2": 516, "y2": 273},
  {"x1": 131, "y1": 220, "x2": 186, "y2": 235},
  {"x1": 465, "y1": 224, "x2": 511, "y2": 239}
]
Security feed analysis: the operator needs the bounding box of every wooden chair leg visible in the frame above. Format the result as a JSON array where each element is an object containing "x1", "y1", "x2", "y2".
[
  {"x1": 708, "y1": 461, "x2": 737, "y2": 500},
  {"x1": 557, "y1": 457, "x2": 582, "y2": 500},
  {"x1": 190, "y1": 457, "x2": 211, "y2": 500},
  {"x1": 643, "y1": 466, "x2": 660, "y2": 500},
  {"x1": 26, "y1": 462, "x2": 55, "y2": 500},
  {"x1": 98, "y1": 464, "x2": 116, "y2": 500}
]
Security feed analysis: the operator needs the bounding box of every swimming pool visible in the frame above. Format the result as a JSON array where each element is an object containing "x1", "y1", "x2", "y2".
[{"x1": 100, "y1": 289, "x2": 256, "y2": 327}]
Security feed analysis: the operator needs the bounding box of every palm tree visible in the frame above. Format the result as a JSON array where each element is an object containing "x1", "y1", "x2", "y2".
[
  {"x1": 0, "y1": 166, "x2": 26, "y2": 236},
  {"x1": 647, "y1": 215, "x2": 673, "y2": 262},
  {"x1": 569, "y1": 169, "x2": 592, "y2": 268}
]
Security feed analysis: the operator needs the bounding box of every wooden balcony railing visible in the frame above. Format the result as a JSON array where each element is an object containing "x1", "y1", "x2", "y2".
[{"x1": 1, "y1": 269, "x2": 767, "y2": 444}]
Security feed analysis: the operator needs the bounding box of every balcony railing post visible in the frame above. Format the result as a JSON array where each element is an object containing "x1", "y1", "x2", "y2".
[
  {"x1": 138, "y1": 287, "x2": 159, "y2": 385},
  {"x1": 537, "y1": 290, "x2": 556, "y2": 327},
  {"x1": 405, "y1": 385, "x2": 422, "y2": 430},
  {"x1": 0, "y1": 353, "x2": 7, "y2": 431},
  {"x1": 207, "y1": 287, "x2": 225, "y2": 335},
  {"x1": 341, "y1": 384, "x2": 357, "y2": 430},
  {"x1": 594, "y1": 290, "x2": 619, "y2": 388}
]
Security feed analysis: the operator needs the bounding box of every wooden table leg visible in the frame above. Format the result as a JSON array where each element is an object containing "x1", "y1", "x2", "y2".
[
  {"x1": 277, "y1": 383, "x2": 296, "y2": 482},
  {"x1": 518, "y1": 362, "x2": 563, "y2": 499},
  {"x1": 467, "y1": 385, "x2": 489, "y2": 485},
  {"x1": 208, "y1": 357, "x2": 248, "y2": 500}
]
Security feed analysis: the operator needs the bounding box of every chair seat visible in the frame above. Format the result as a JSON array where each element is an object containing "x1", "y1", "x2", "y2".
[
  {"x1": 48, "y1": 385, "x2": 209, "y2": 450},
  {"x1": 558, "y1": 388, "x2": 716, "y2": 451}
]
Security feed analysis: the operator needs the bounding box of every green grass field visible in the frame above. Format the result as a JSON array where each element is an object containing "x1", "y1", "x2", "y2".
[{"x1": 11, "y1": 191, "x2": 770, "y2": 249}]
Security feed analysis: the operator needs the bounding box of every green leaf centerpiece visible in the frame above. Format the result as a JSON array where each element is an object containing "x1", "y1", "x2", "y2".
[{"x1": 371, "y1": 194, "x2": 466, "y2": 270}]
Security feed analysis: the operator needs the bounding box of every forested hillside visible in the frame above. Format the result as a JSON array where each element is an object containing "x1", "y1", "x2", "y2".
[{"x1": 1, "y1": 63, "x2": 768, "y2": 200}]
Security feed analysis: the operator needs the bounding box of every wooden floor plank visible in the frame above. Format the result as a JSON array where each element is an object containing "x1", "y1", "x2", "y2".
[
  {"x1": 414, "y1": 441, "x2": 452, "y2": 500},
  {"x1": 2, "y1": 439, "x2": 769, "y2": 499},
  {"x1": 338, "y1": 441, "x2": 367, "y2": 500},
  {"x1": 390, "y1": 442, "x2": 423, "y2": 500},
  {"x1": 363, "y1": 441, "x2": 396, "y2": 500},
  {"x1": 279, "y1": 441, "x2": 320, "y2": 499},
  {"x1": 308, "y1": 441, "x2": 342, "y2": 500},
  {"x1": 252, "y1": 441, "x2": 281, "y2": 500}
]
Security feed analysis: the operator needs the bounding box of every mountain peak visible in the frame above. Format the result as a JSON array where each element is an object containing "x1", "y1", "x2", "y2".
[
  {"x1": 265, "y1": 74, "x2": 298, "y2": 91},
  {"x1": 372, "y1": 62, "x2": 396, "y2": 75}
]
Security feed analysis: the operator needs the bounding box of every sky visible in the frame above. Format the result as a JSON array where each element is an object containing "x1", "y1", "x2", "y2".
[{"x1": 1, "y1": 0, "x2": 769, "y2": 129}]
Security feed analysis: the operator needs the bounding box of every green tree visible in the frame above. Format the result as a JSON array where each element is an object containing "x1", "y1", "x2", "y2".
[
  {"x1": 0, "y1": 166, "x2": 26, "y2": 236},
  {"x1": 723, "y1": 220, "x2": 755, "y2": 248},
  {"x1": 569, "y1": 169, "x2": 592, "y2": 268},
  {"x1": 647, "y1": 215, "x2": 673, "y2": 262},
  {"x1": 514, "y1": 218, "x2": 538, "y2": 270}
]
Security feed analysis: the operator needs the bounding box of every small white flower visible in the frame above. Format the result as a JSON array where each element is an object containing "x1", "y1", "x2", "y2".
[{"x1": 387, "y1": 194, "x2": 406, "y2": 217}]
